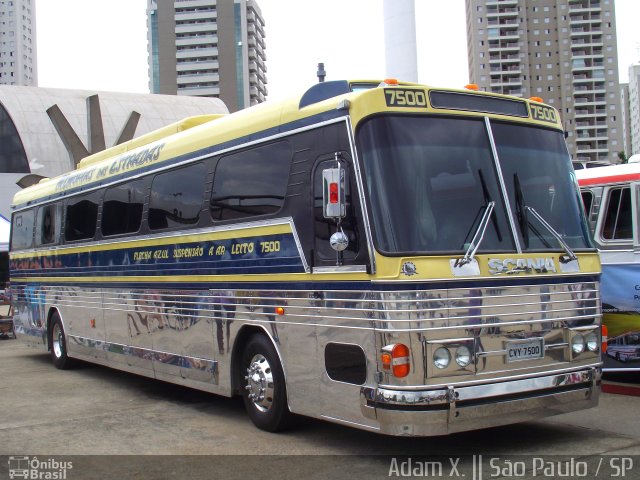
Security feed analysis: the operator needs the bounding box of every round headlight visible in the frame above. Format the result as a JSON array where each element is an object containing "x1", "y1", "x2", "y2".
[
  {"x1": 433, "y1": 347, "x2": 451, "y2": 369},
  {"x1": 571, "y1": 334, "x2": 585, "y2": 354},
  {"x1": 585, "y1": 331, "x2": 599, "y2": 352},
  {"x1": 455, "y1": 345, "x2": 472, "y2": 367}
]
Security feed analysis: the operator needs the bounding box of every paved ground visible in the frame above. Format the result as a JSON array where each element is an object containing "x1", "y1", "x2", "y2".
[{"x1": 0, "y1": 338, "x2": 638, "y2": 479}]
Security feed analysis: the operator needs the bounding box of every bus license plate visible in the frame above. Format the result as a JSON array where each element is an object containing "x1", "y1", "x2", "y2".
[{"x1": 506, "y1": 339, "x2": 544, "y2": 363}]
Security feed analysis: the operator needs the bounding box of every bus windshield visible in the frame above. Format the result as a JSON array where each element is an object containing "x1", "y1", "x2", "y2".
[{"x1": 358, "y1": 115, "x2": 591, "y2": 255}]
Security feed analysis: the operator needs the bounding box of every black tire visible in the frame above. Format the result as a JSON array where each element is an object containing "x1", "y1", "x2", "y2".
[
  {"x1": 49, "y1": 313, "x2": 75, "y2": 370},
  {"x1": 240, "y1": 334, "x2": 291, "y2": 432}
]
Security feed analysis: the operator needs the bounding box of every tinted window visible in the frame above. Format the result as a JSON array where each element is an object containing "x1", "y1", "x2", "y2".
[
  {"x1": 581, "y1": 191, "x2": 593, "y2": 220},
  {"x1": 210, "y1": 142, "x2": 291, "y2": 221},
  {"x1": 11, "y1": 210, "x2": 35, "y2": 250},
  {"x1": 102, "y1": 180, "x2": 145, "y2": 236},
  {"x1": 36, "y1": 204, "x2": 61, "y2": 246},
  {"x1": 358, "y1": 116, "x2": 513, "y2": 253},
  {"x1": 65, "y1": 196, "x2": 98, "y2": 241},
  {"x1": 149, "y1": 163, "x2": 206, "y2": 230},
  {"x1": 491, "y1": 122, "x2": 592, "y2": 250},
  {"x1": 602, "y1": 187, "x2": 632, "y2": 240}
]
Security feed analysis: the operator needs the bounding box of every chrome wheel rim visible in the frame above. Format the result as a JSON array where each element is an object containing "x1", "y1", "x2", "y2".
[
  {"x1": 52, "y1": 323, "x2": 63, "y2": 359},
  {"x1": 245, "y1": 354, "x2": 274, "y2": 413}
]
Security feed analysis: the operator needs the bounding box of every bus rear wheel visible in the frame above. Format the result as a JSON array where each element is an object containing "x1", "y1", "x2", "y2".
[
  {"x1": 240, "y1": 334, "x2": 291, "y2": 432},
  {"x1": 49, "y1": 313, "x2": 75, "y2": 370}
]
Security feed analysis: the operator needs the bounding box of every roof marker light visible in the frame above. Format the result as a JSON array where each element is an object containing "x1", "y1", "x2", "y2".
[
  {"x1": 529, "y1": 96, "x2": 544, "y2": 103},
  {"x1": 380, "y1": 78, "x2": 399, "y2": 86},
  {"x1": 465, "y1": 84, "x2": 479, "y2": 91}
]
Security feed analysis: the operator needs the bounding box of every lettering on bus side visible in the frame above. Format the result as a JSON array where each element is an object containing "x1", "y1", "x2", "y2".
[
  {"x1": 384, "y1": 89, "x2": 428, "y2": 108},
  {"x1": 529, "y1": 104, "x2": 558, "y2": 124}
]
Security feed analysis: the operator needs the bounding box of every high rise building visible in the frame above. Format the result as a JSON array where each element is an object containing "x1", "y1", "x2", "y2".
[
  {"x1": 147, "y1": 0, "x2": 267, "y2": 112},
  {"x1": 0, "y1": 0, "x2": 37, "y2": 86},
  {"x1": 466, "y1": 0, "x2": 623, "y2": 164},
  {"x1": 628, "y1": 63, "x2": 640, "y2": 155}
]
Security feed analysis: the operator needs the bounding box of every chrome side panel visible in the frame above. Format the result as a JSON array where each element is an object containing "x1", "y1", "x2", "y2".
[{"x1": 11, "y1": 278, "x2": 600, "y2": 434}]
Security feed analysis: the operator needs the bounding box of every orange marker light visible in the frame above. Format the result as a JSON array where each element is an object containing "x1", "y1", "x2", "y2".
[
  {"x1": 601, "y1": 324, "x2": 608, "y2": 353},
  {"x1": 465, "y1": 84, "x2": 479, "y2": 91},
  {"x1": 381, "y1": 343, "x2": 411, "y2": 377},
  {"x1": 529, "y1": 96, "x2": 544, "y2": 103},
  {"x1": 90, "y1": 319, "x2": 96, "y2": 328},
  {"x1": 275, "y1": 307, "x2": 285, "y2": 316},
  {"x1": 383, "y1": 78, "x2": 399, "y2": 85}
]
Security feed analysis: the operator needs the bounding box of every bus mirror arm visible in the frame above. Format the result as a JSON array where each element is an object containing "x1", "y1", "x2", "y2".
[
  {"x1": 455, "y1": 201, "x2": 495, "y2": 268},
  {"x1": 524, "y1": 206, "x2": 577, "y2": 263}
]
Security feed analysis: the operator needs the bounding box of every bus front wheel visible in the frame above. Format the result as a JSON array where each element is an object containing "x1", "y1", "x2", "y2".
[
  {"x1": 49, "y1": 313, "x2": 75, "y2": 370},
  {"x1": 240, "y1": 334, "x2": 291, "y2": 432}
]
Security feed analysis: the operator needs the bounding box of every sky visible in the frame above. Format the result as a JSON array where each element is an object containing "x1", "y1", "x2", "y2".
[{"x1": 36, "y1": 0, "x2": 640, "y2": 101}]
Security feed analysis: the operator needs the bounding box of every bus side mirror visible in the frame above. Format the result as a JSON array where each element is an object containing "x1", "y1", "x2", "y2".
[{"x1": 322, "y1": 167, "x2": 346, "y2": 219}]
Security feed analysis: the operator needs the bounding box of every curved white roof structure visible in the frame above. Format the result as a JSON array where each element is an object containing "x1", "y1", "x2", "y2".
[{"x1": 0, "y1": 86, "x2": 228, "y2": 219}]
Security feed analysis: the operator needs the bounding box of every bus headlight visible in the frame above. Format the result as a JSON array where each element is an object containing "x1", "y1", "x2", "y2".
[
  {"x1": 455, "y1": 345, "x2": 472, "y2": 367},
  {"x1": 433, "y1": 347, "x2": 451, "y2": 369},
  {"x1": 571, "y1": 334, "x2": 585, "y2": 354},
  {"x1": 585, "y1": 331, "x2": 599, "y2": 352}
]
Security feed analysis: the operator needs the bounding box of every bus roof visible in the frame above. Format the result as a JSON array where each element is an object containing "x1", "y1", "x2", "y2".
[
  {"x1": 575, "y1": 163, "x2": 640, "y2": 187},
  {"x1": 12, "y1": 79, "x2": 562, "y2": 209}
]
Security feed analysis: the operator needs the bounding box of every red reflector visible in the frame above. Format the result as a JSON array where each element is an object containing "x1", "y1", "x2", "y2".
[{"x1": 329, "y1": 182, "x2": 339, "y2": 203}]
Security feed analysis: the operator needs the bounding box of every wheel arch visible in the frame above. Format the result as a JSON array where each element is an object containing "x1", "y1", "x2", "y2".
[
  {"x1": 46, "y1": 306, "x2": 64, "y2": 351},
  {"x1": 230, "y1": 324, "x2": 288, "y2": 396}
]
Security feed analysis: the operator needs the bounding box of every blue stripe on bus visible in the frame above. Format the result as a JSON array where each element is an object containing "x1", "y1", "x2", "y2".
[{"x1": 11, "y1": 233, "x2": 305, "y2": 277}]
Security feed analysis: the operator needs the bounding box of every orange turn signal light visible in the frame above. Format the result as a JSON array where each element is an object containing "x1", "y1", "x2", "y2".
[
  {"x1": 275, "y1": 307, "x2": 285, "y2": 316},
  {"x1": 381, "y1": 343, "x2": 411, "y2": 378}
]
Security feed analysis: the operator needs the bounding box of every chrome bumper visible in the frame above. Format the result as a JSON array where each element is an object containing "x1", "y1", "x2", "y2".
[{"x1": 360, "y1": 367, "x2": 600, "y2": 436}]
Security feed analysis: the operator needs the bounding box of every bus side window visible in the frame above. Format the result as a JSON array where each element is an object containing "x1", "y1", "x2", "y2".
[
  {"x1": 149, "y1": 163, "x2": 206, "y2": 231},
  {"x1": 10, "y1": 209, "x2": 35, "y2": 250},
  {"x1": 102, "y1": 180, "x2": 145, "y2": 236},
  {"x1": 36, "y1": 204, "x2": 61, "y2": 246},
  {"x1": 210, "y1": 141, "x2": 292, "y2": 222},
  {"x1": 313, "y1": 157, "x2": 360, "y2": 263},
  {"x1": 581, "y1": 191, "x2": 593, "y2": 220},
  {"x1": 65, "y1": 195, "x2": 98, "y2": 242},
  {"x1": 601, "y1": 187, "x2": 632, "y2": 241}
]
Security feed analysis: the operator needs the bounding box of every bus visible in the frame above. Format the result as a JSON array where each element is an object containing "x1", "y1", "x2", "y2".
[
  {"x1": 9, "y1": 79, "x2": 602, "y2": 436},
  {"x1": 576, "y1": 163, "x2": 640, "y2": 371}
]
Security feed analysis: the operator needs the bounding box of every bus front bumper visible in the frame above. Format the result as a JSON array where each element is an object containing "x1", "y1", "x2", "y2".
[{"x1": 360, "y1": 366, "x2": 600, "y2": 436}]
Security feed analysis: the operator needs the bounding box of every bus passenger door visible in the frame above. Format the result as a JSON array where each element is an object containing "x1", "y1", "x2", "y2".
[{"x1": 311, "y1": 154, "x2": 378, "y2": 428}]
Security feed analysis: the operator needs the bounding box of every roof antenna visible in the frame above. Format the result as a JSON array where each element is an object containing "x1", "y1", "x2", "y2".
[{"x1": 317, "y1": 62, "x2": 326, "y2": 83}]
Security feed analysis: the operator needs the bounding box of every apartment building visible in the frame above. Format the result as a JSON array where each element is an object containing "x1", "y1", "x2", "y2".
[
  {"x1": 148, "y1": 0, "x2": 267, "y2": 112},
  {"x1": 466, "y1": 0, "x2": 623, "y2": 164},
  {"x1": 0, "y1": 0, "x2": 37, "y2": 86}
]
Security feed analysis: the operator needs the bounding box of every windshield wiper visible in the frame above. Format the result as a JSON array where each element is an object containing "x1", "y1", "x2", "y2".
[
  {"x1": 479, "y1": 169, "x2": 502, "y2": 242},
  {"x1": 513, "y1": 173, "x2": 551, "y2": 249},
  {"x1": 524, "y1": 206, "x2": 577, "y2": 263},
  {"x1": 455, "y1": 201, "x2": 495, "y2": 267}
]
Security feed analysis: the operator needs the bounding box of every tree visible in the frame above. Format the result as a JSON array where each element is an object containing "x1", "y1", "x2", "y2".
[{"x1": 618, "y1": 151, "x2": 628, "y2": 163}]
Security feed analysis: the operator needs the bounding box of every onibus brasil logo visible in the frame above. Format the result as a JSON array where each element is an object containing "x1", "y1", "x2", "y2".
[{"x1": 8, "y1": 456, "x2": 72, "y2": 479}]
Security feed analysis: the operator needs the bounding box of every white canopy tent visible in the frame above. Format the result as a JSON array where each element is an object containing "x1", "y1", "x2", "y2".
[{"x1": 0, "y1": 215, "x2": 9, "y2": 252}]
